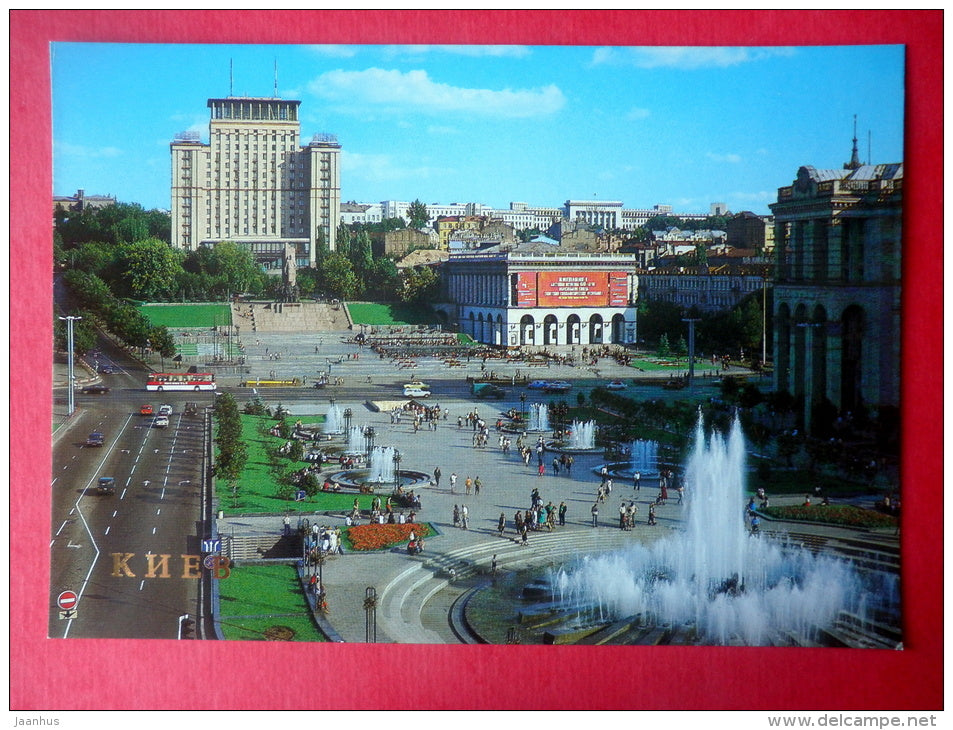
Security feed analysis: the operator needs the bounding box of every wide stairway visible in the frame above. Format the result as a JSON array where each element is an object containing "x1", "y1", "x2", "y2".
[{"x1": 231, "y1": 301, "x2": 350, "y2": 333}]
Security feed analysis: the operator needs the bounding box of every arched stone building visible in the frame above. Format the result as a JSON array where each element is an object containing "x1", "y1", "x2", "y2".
[
  {"x1": 441, "y1": 250, "x2": 639, "y2": 348},
  {"x1": 770, "y1": 157, "x2": 902, "y2": 433}
]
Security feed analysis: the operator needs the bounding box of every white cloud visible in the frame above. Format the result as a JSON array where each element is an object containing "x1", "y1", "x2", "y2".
[
  {"x1": 706, "y1": 152, "x2": 743, "y2": 164},
  {"x1": 342, "y1": 150, "x2": 454, "y2": 185},
  {"x1": 306, "y1": 45, "x2": 359, "y2": 58},
  {"x1": 626, "y1": 107, "x2": 651, "y2": 120},
  {"x1": 382, "y1": 45, "x2": 532, "y2": 58},
  {"x1": 308, "y1": 67, "x2": 565, "y2": 118},
  {"x1": 591, "y1": 46, "x2": 796, "y2": 70},
  {"x1": 55, "y1": 141, "x2": 122, "y2": 158}
]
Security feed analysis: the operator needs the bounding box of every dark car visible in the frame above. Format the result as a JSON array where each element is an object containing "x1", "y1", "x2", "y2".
[
  {"x1": 85, "y1": 432, "x2": 105, "y2": 447},
  {"x1": 82, "y1": 384, "x2": 110, "y2": 395},
  {"x1": 99, "y1": 365, "x2": 119, "y2": 374},
  {"x1": 96, "y1": 477, "x2": 116, "y2": 495}
]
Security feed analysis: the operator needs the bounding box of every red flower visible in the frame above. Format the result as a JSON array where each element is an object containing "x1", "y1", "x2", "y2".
[{"x1": 345, "y1": 523, "x2": 433, "y2": 551}]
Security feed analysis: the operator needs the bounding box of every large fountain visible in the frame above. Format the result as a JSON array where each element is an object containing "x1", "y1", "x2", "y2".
[
  {"x1": 546, "y1": 415, "x2": 900, "y2": 646},
  {"x1": 568, "y1": 420, "x2": 596, "y2": 450}
]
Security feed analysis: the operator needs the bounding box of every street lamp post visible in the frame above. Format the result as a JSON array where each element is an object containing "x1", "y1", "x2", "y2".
[
  {"x1": 364, "y1": 427, "x2": 376, "y2": 457},
  {"x1": 393, "y1": 450, "x2": 402, "y2": 490},
  {"x1": 681, "y1": 317, "x2": 699, "y2": 391},
  {"x1": 343, "y1": 408, "x2": 353, "y2": 432},
  {"x1": 519, "y1": 392, "x2": 526, "y2": 425},
  {"x1": 59, "y1": 315, "x2": 82, "y2": 417}
]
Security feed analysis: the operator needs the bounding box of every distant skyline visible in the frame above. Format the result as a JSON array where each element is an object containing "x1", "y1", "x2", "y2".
[{"x1": 52, "y1": 42, "x2": 904, "y2": 217}]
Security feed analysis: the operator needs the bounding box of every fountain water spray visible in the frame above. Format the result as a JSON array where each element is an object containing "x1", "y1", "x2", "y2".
[
  {"x1": 367, "y1": 446, "x2": 396, "y2": 484},
  {"x1": 324, "y1": 403, "x2": 344, "y2": 434},
  {"x1": 552, "y1": 414, "x2": 899, "y2": 646},
  {"x1": 568, "y1": 420, "x2": 596, "y2": 450},
  {"x1": 528, "y1": 403, "x2": 550, "y2": 432}
]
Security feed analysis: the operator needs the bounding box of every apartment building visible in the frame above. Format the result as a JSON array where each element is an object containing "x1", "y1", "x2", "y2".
[{"x1": 170, "y1": 95, "x2": 340, "y2": 268}]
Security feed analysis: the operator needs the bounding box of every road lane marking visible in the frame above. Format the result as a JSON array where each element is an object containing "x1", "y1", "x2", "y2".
[
  {"x1": 104, "y1": 526, "x2": 110, "y2": 536},
  {"x1": 56, "y1": 520, "x2": 68, "y2": 536}
]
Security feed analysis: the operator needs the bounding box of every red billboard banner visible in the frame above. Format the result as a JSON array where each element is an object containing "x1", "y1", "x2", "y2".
[
  {"x1": 516, "y1": 271, "x2": 537, "y2": 307},
  {"x1": 531, "y1": 271, "x2": 629, "y2": 307}
]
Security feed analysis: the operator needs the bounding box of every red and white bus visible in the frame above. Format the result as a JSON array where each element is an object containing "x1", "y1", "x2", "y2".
[{"x1": 146, "y1": 372, "x2": 217, "y2": 392}]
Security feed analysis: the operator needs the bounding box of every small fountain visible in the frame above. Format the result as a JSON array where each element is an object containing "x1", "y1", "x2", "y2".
[
  {"x1": 527, "y1": 403, "x2": 550, "y2": 432},
  {"x1": 568, "y1": 420, "x2": 596, "y2": 450},
  {"x1": 324, "y1": 403, "x2": 344, "y2": 435},
  {"x1": 346, "y1": 425, "x2": 365, "y2": 454},
  {"x1": 629, "y1": 439, "x2": 659, "y2": 476},
  {"x1": 367, "y1": 446, "x2": 396, "y2": 485}
]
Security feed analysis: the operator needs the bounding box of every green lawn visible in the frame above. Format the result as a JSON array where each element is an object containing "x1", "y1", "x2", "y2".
[
  {"x1": 140, "y1": 303, "x2": 232, "y2": 328},
  {"x1": 218, "y1": 413, "x2": 405, "y2": 515},
  {"x1": 216, "y1": 563, "x2": 326, "y2": 642},
  {"x1": 347, "y1": 301, "x2": 439, "y2": 325}
]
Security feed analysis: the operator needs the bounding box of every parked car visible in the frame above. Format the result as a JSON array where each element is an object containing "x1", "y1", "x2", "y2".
[
  {"x1": 153, "y1": 415, "x2": 170, "y2": 429},
  {"x1": 96, "y1": 477, "x2": 116, "y2": 495},
  {"x1": 82, "y1": 384, "x2": 110, "y2": 395},
  {"x1": 605, "y1": 380, "x2": 627, "y2": 391},
  {"x1": 140, "y1": 404, "x2": 154, "y2": 415},
  {"x1": 403, "y1": 386, "x2": 431, "y2": 398},
  {"x1": 473, "y1": 383, "x2": 506, "y2": 400},
  {"x1": 158, "y1": 404, "x2": 173, "y2": 416},
  {"x1": 85, "y1": 432, "x2": 105, "y2": 447}
]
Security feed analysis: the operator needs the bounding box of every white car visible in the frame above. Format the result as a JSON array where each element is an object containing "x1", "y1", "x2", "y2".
[
  {"x1": 606, "y1": 380, "x2": 627, "y2": 390},
  {"x1": 153, "y1": 415, "x2": 170, "y2": 428},
  {"x1": 403, "y1": 386, "x2": 431, "y2": 398},
  {"x1": 158, "y1": 404, "x2": 173, "y2": 416}
]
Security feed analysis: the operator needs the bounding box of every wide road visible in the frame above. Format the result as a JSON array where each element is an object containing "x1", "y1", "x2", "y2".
[{"x1": 49, "y1": 351, "x2": 214, "y2": 640}]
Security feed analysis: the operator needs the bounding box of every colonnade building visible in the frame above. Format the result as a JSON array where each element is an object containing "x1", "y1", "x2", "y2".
[
  {"x1": 441, "y1": 250, "x2": 639, "y2": 348},
  {"x1": 170, "y1": 95, "x2": 340, "y2": 268},
  {"x1": 770, "y1": 158, "x2": 902, "y2": 433}
]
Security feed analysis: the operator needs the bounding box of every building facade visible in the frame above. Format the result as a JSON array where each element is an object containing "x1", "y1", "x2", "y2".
[
  {"x1": 170, "y1": 96, "x2": 340, "y2": 268},
  {"x1": 441, "y1": 251, "x2": 639, "y2": 347},
  {"x1": 770, "y1": 161, "x2": 902, "y2": 432},
  {"x1": 638, "y1": 263, "x2": 770, "y2": 314}
]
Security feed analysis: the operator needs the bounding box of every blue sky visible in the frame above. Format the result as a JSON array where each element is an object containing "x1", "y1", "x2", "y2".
[{"x1": 51, "y1": 43, "x2": 904, "y2": 216}]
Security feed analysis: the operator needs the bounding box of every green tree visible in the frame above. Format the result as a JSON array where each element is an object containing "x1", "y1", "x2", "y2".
[
  {"x1": 118, "y1": 239, "x2": 184, "y2": 300},
  {"x1": 657, "y1": 333, "x2": 671, "y2": 357},
  {"x1": 399, "y1": 266, "x2": 440, "y2": 303},
  {"x1": 407, "y1": 199, "x2": 430, "y2": 228},
  {"x1": 319, "y1": 252, "x2": 361, "y2": 299}
]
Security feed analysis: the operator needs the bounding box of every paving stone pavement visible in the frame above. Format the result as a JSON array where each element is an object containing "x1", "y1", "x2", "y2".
[{"x1": 210, "y1": 330, "x2": 896, "y2": 644}]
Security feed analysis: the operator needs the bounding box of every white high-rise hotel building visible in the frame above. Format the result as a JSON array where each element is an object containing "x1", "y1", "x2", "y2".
[{"x1": 170, "y1": 95, "x2": 340, "y2": 267}]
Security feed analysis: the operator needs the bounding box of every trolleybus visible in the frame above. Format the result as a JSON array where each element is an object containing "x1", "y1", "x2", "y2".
[{"x1": 146, "y1": 372, "x2": 217, "y2": 392}]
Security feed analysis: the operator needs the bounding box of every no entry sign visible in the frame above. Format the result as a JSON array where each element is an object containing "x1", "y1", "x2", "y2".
[{"x1": 57, "y1": 590, "x2": 78, "y2": 611}]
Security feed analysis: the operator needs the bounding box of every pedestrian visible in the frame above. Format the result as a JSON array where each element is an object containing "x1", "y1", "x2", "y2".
[
  {"x1": 433, "y1": 466, "x2": 441, "y2": 488},
  {"x1": 600, "y1": 465, "x2": 609, "y2": 485},
  {"x1": 558, "y1": 501, "x2": 567, "y2": 526},
  {"x1": 566, "y1": 455, "x2": 573, "y2": 475},
  {"x1": 453, "y1": 504, "x2": 460, "y2": 528},
  {"x1": 282, "y1": 515, "x2": 291, "y2": 536},
  {"x1": 591, "y1": 502, "x2": 599, "y2": 527},
  {"x1": 648, "y1": 504, "x2": 657, "y2": 526},
  {"x1": 465, "y1": 476, "x2": 473, "y2": 496},
  {"x1": 461, "y1": 504, "x2": 469, "y2": 530},
  {"x1": 498, "y1": 512, "x2": 506, "y2": 536},
  {"x1": 633, "y1": 470, "x2": 641, "y2": 491},
  {"x1": 552, "y1": 457, "x2": 560, "y2": 476},
  {"x1": 450, "y1": 472, "x2": 457, "y2": 493},
  {"x1": 619, "y1": 502, "x2": 627, "y2": 530},
  {"x1": 538, "y1": 461, "x2": 545, "y2": 477},
  {"x1": 520, "y1": 524, "x2": 529, "y2": 546},
  {"x1": 605, "y1": 478, "x2": 613, "y2": 496},
  {"x1": 492, "y1": 554, "x2": 499, "y2": 575},
  {"x1": 474, "y1": 476, "x2": 482, "y2": 496}
]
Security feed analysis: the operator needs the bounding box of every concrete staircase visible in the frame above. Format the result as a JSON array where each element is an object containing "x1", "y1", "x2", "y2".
[{"x1": 231, "y1": 301, "x2": 350, "y2": 333}]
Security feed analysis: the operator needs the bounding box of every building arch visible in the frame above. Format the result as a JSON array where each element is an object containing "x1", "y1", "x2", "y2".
[
  {"x1": 841, "y1": 304, "x2": 865, "y2": 415},
  {"x1": 520, "y1": 314, "x2": 536, "y2": 346},
  {"x1": 611, "y1": 313, "x2": 626, "y2": 344},
  {"x1": 775, "y1": 303, "x2": 791, "y2": 394},
  {"x1": 567, "y1": 314, "x2": 582, "y2": 345},
  {"x1": 543, "y1": 314, "x2": 559, "y2": 346},
  {"x1": 588, "y1": 313, "x2": 604, "y2": 344}
]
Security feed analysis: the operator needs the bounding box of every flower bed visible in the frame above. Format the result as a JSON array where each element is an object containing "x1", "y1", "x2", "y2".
[
  {"x1": 762, "y1": 505, "x2": 898, "y2": 529},
  {"x1": 344, "y1": 522, "x2": 434, "y2": 551}
]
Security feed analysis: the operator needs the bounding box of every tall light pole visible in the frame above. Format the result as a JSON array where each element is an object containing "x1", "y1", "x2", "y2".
[
  {"x1": 681, "y1": 317, "x2": 699, "y2": 391},
  {"x1": 59, "y1": 315, "x2": 82, "y2": 416}
]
